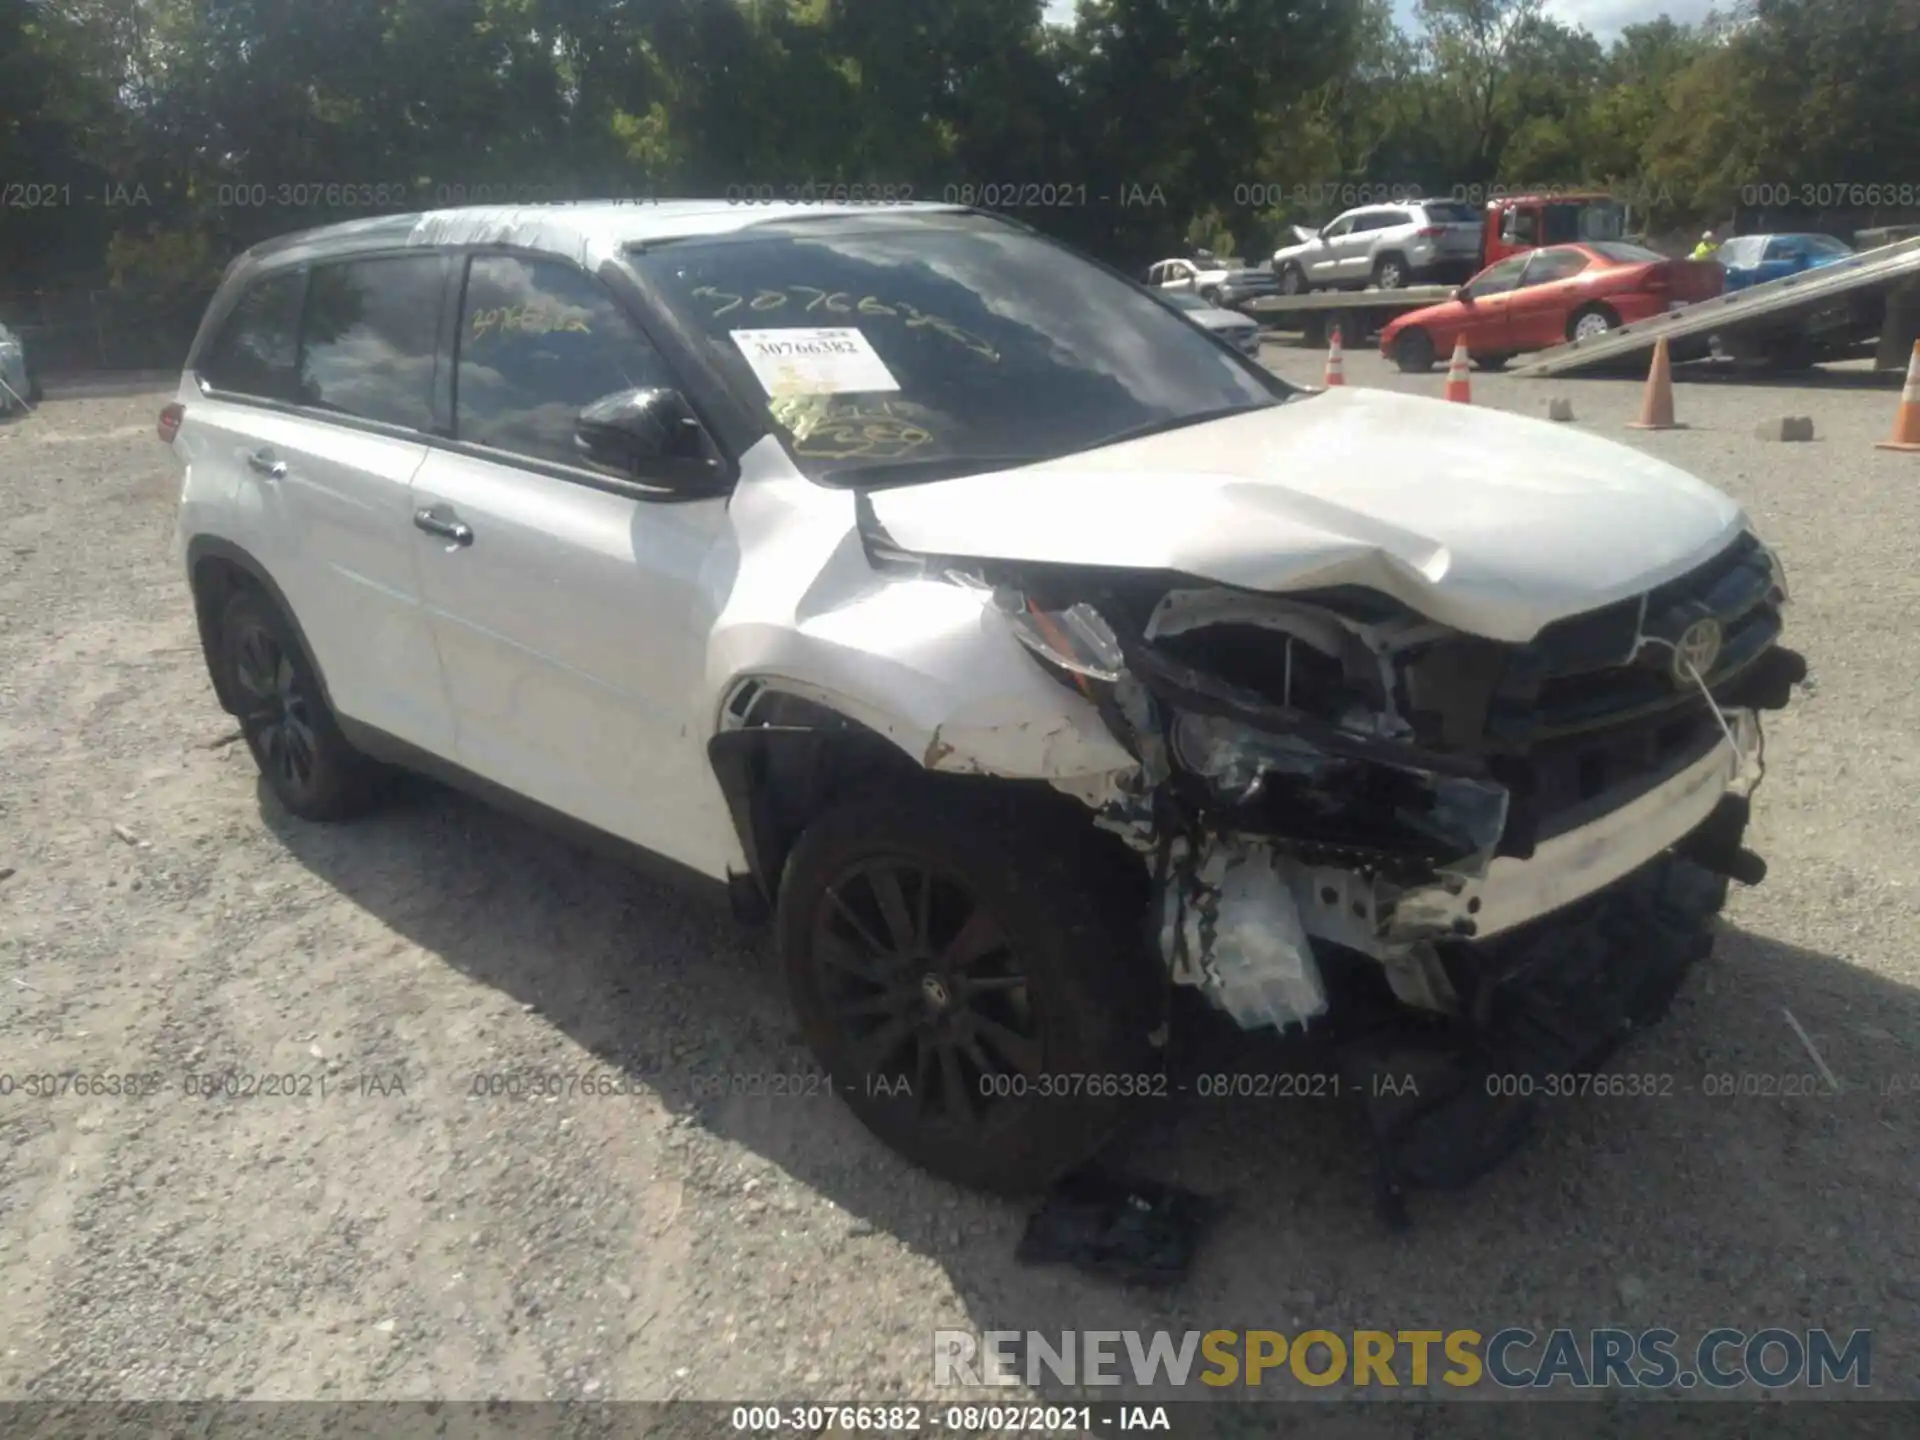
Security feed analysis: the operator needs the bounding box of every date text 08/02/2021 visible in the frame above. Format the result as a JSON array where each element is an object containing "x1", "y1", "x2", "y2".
[{"x1": 730, "y1": 1404, "x2": 1128, "y2": 1435}]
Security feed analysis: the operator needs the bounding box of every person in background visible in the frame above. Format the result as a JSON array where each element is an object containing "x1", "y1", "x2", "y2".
[{"x1": 1691, "y1": 229, "x2": 1720, "y2": 260}]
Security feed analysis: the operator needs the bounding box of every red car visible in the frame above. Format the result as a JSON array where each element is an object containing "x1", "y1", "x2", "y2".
[{"x1": 1379, "y1": 241, "x2": 1724, "y2": 373}]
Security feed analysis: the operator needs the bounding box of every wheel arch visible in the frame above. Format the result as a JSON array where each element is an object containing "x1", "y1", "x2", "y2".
[
  {"x1": 185, "y1": 536, "x2": 332, "y2": 717},
  {"x1": 706, "y1": 681, "x2": 1120, "y2": 923}
]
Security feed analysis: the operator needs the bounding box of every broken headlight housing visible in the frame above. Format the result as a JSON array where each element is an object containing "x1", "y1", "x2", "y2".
[{"x1": 943, "y1": 569, "x2": 1127, "y2": 684}]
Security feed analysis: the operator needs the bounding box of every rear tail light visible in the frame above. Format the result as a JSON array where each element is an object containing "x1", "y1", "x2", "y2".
[
  {"x1": 1644, "y1": 265, "x2": 1671, "y2": 294},
  {"x1": 1415, "y1": 226, "x2": 1445, "y2": 238},
  {"x1": 158, "y1": 402, "x2": 183, "y2": 444}
]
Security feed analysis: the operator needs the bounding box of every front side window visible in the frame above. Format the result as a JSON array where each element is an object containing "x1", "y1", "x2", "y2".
[
  {"x1": 297, "y1": 255, "x2": 443, "y2": 429},
  {"x1": 1467, "y1": 254, "x2": 1531, "y2": 297},
  {"x1": 201, "y1": 269, "x2": 305, "y2": 400},
  {"x1": 454, "y1": 254, "x2": 673, "y2": 470},
  {"x1": 628, "y1": 212, "x2": 1287, "y2": 485}
]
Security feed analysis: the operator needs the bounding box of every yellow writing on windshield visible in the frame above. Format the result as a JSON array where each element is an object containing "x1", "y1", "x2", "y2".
[
  {"x1": 469, "y1": 302, "x2": 593, "y2": 341},
  {"x1": 691, "y1": 285, "x2": 999, "y2": 360},
  {"x1": 776, "y1": 396, "x2": 936, "y2": 460}
]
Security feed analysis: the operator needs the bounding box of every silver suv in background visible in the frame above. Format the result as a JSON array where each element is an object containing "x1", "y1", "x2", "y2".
[{"x1": 1272, "y1": 199, "x2": 1484, "y2": 293}]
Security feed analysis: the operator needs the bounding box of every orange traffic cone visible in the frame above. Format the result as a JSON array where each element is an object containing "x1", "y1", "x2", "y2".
[
  {"x1": 1443, "y1": 337, "x2": 1471, "y2": 403},
  {"x1": 1323, "y1": 326, "x2": 1346, "y2": 387},
  {"x1": 1627, "y1": 336, "x2": 1685, "y2": 430},
  {"x1": 1876, "y1": 340, "x2": 1920, "y2": 451}
]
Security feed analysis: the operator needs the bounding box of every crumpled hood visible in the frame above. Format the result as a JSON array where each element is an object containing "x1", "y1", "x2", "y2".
[{"x1": 862, "y1": 387, "x2": 1748, "y2": 644}]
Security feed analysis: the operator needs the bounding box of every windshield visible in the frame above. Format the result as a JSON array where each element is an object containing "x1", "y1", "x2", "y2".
[
  {"x1": 1802, "y1": 234, "x2": 1853, "y2": 257},
  {"x1": 1540, "y1": 200, "x2": 1626, "y2": 246},
  {"x1": 629, "y1": 213, "x2": 1286, "y2": 485}
]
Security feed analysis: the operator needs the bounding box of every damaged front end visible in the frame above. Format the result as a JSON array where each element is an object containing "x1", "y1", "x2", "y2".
[{"x1": 861, "y1": 501, "x2": 1805, "y2": 1124}]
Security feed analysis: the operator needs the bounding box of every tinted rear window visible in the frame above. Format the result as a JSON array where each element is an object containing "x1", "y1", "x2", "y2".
[
  {"x1": 297, "y1": 256, "x2": 443, "y2": 429},
  {"x1": 200, "y1": 270, "x2": 305, "y2": 400},
  {"x1": 1418, "y1": 202, "x2": 1479, "y2": 224}
]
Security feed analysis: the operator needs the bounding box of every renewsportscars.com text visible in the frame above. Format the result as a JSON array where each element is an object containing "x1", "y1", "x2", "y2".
[{"x1": 933, "y1": 1327, "x2": 1871, "y2": 1391}]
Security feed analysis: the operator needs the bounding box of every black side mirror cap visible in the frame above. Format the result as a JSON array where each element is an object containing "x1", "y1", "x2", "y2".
[{"x1": 574, "y1": 387, "x2": 727, "y2": 492}]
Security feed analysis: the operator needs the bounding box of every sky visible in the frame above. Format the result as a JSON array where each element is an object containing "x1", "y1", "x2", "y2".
[{"x1": 1039, "y1": 0, "x2": 1721, "y2": 45}]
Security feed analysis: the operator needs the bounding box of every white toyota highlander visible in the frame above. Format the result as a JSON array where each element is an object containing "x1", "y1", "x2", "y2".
[{"x1": 165, "y1": 201, "x2": 1804, "y2": 1206}]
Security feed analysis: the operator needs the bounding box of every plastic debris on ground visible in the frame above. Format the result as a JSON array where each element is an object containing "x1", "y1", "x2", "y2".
[{"x1": 1015, "y1": 1170, "x2": 1226, "y2": 1286}]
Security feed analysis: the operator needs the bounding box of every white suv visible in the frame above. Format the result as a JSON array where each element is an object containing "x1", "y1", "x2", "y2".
[
  {"x1": 1272, "y1": 199, "x2": 1485, "y2": 293},
  {"x1": 168, "y1": 201, "x2": 1803, "y2": 1200}
]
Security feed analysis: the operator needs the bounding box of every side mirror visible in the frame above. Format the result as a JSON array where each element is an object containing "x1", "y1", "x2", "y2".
[
  {"x1": 573, "y1": 387, "x2": 726, "y2": 491},
  {"x1": 1454, "y1": 287, "x2": 1473, "y2": 303}
]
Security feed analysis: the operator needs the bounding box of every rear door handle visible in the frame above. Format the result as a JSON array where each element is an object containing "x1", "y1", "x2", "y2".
[
  {"x1": 245, "y1": 448, "x2": 286, "y2": 480},
  {"x1": 413, "y1": 507, "x2": 474, "y2": 547}
]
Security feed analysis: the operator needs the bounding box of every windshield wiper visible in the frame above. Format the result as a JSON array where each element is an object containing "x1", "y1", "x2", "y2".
[
  {"x1": 1087, "y1": 400, "x2": 1281, "y2": 451},
  {"x1": 821, "y1": 454, "x2": 1046, "y2": 488}
]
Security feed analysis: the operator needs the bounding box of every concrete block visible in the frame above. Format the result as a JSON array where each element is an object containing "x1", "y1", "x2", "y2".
[
  {"x1": 1754, "y1": 415, "x2": 1815, "y2": 441},
  {"x1": 1546, "y1": 398, "x2": 1575, "y2": 422}
]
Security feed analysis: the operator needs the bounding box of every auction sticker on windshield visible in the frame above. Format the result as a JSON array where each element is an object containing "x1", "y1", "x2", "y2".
[{"x1": 730, "y1": 327, "x2": 901, "y2": 397}]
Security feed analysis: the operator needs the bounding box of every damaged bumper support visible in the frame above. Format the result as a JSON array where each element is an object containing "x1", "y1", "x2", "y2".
[{"x1": 1161, "y1": 709, "x2": 1761, "y2": 1032}]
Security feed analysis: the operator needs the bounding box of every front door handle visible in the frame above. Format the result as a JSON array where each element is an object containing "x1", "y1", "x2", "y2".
[
  {"x1": 413, "y1": 507, "x2": 474, "y2": 547},
  {"x1": 245, "y1": 448, "x2": 286, "y2": 480}
]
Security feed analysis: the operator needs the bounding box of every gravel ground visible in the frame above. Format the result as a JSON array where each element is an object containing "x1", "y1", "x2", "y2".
[{"x1": 2, "y1": 352, "x2": 1917, "y2": 1419}]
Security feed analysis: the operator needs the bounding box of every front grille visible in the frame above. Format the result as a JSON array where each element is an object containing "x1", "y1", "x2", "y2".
[{"x1": 1484, "y1": 532, "x2": 1781, "y2": 747}]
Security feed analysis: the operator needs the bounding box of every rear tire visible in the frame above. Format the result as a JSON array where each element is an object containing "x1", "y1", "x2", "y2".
[
  {"x1": 1568, "y1": 305, "x2": 1620, "y2": 343},
  {"x1": 217, "y1": 586, "x2": 385, "y2": 821},
  {"x1": 1372, "y1": 254, "x2": 1408, "y2": 290},
  {"x1": 1393, "y1": 327, "x2": 1436, "y2": 373},
  {"x1": 777, "y1": 786, "x2": 1161, "y2": 1195}
]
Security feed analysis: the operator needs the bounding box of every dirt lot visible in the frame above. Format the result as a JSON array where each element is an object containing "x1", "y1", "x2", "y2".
[{"x1": 3, "y1": 351, "x2": 1918, "y2": 1413}]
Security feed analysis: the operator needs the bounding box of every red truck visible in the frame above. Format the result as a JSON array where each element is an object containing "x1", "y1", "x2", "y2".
[{"x1": 1481, "y1": 192, "x2": 1631, "y2": 266}]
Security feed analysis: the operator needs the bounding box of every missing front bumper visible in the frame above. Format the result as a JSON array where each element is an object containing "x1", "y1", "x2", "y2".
[{"x1": 1165, "y1": 709, "x2": 1762, "y2": 1031}]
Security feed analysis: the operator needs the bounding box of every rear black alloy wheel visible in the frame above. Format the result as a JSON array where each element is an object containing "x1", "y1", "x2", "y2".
[
  {"x1": 218, "y1": 586, "x2": 382, "y2": 820},
  {"x1": 233, "y1": 623, "x2": 320, "y2": 794},
  {"x1": 811, "y1": 857, "x2": 1040, "y2": 1132},
  {"x1": 779, "y1": 790, "x2": 1160, "y2": 1194}
]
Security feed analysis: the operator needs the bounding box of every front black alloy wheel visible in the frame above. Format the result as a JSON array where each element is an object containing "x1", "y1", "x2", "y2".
[
  {"x1": 779, "y1": 788, "x2": 1161, "y2": 1194},
  {"x1": 811, "y1": 857, "x2": 1041, "y2": 1130},
  {"x1": 218, "y1": 586, "x2": 383, "y2": 820}
]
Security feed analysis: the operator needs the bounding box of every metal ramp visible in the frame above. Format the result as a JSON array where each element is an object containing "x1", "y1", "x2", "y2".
[{"x1": 1511, "y1": 235, "x2": 1920, "y2": 377}]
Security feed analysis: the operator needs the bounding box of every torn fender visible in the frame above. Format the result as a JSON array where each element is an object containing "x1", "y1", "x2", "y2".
[{"x1": 709, "y1": 574, "x2": 1139, "y2": 786}]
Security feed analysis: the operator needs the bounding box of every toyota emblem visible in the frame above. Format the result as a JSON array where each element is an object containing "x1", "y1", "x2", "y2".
[{"x1": 1672, "y1": 616, "x2": 1724, "y2": 684}]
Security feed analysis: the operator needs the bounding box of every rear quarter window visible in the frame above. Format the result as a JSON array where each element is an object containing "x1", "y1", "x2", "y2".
[{"x1": 199, "y1": 270, "x2": 306, "y2": 400}]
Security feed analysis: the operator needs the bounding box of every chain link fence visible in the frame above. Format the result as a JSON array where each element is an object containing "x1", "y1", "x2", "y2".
[{"x1": 0, "y1": 284, "x2": 211, "y2": 376}]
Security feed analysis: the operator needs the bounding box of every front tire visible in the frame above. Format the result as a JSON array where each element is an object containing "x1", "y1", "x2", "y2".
[
  {"x1": 1279, "y1": 264, "x2": 1307, "y2": 296},
  {"x1": 217, "y1": 586, "x2": 384, "y2": 821},
  {"x1": 778, "y1": 787, "x2": 1160, "y2": 1195},
  {"x1": 1393, "y1": 327, "x2": 1436, "y2": 373}
]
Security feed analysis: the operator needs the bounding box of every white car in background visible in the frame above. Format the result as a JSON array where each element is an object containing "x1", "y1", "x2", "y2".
[
  {"x1": 1146, "y1": 254, "x2": 1280, "y2": 310},
  {"x1": 165, "y1": 199, "x2": 1803, "y2": 1203}
]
